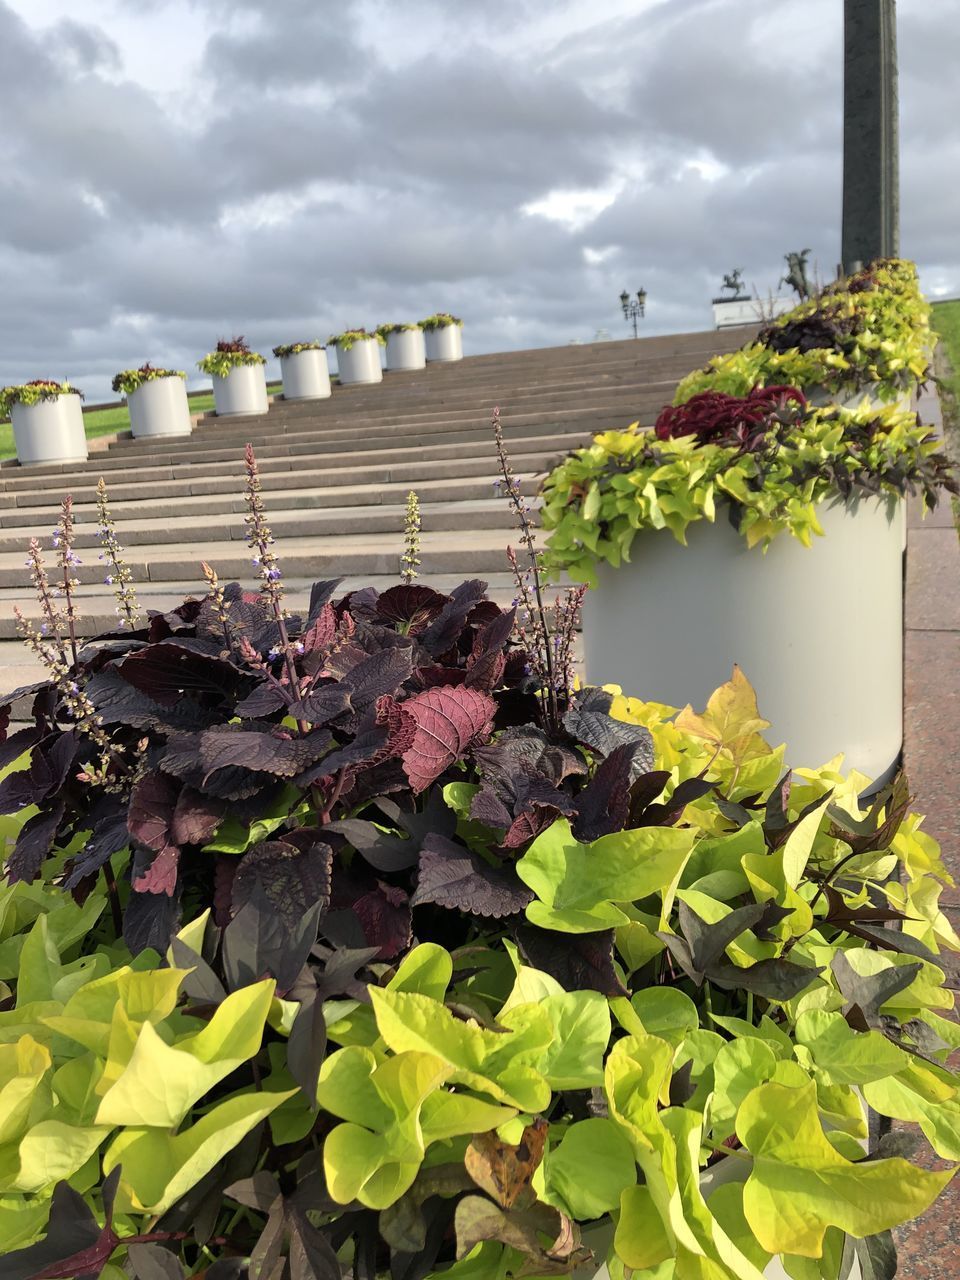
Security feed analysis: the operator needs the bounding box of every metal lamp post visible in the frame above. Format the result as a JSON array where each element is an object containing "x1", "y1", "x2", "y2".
[{"x1": 619, "y1": 288, "x2": 647, "y2": 338}]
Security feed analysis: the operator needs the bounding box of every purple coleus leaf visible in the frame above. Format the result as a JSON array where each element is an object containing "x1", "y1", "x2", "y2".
[
  {"x1": 128, "y1": 771, "x2": 181, "y2": 896},
  {"x1": 419, "y1": 579, "x2": 489, "y2": 656},
  {"x1": 286, "y1": 682, "x2": 353, "y2": 726},
  {"x1": 114, "y1": 642, "x2": 243, "y2": 708},
  {"x1": 6, "y1": 799, "x2": 66, "y2": 884},
  {"x1": 412, "y1": 834, "x2": 534, "y2": 919},
  {"x1": 231, "y1": 838, "x2": 333, "y2": 929},
  {"x1": 161, "y1": 726, "x2": 334, "y2": 785},
  {"x1": 341, "y1": 645, "x2": 414, "y2": 712},
  {"x1": 0, "y1": 731, "x2": 77, "y2": 815},
  {"x1": 375, "y1": 584, "x2": 448, "y2": 634},
  {"x1": 352, "y1": 880, "x2": 412, "y2": 960},
  {"x1": 400, "y1": 686, "x2": 497, "y2": 793},
  {"x1": 563, "y1": 687, "x2": 654, "y2": 778},
  {"x1": 63, "y1": 795, "x2": 131, "y2": 889},
  {"x1": 573, "y1": 741, "x2": 646, "y2": 842}
]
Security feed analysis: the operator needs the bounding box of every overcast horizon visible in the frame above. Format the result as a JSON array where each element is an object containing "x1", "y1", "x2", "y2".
[{"x1": 1, "y1": 0, "x2": 957, "y2": 401}]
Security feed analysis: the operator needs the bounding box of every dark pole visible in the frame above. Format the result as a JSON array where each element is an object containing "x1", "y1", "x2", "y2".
[{"x1": 841, "y1": 0, "x2": 899, "y2": 271}]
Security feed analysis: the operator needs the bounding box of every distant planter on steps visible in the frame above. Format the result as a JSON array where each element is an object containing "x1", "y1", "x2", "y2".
[
  {"x1": 272, "y1": 341, "x2": 331, "y2": 401},
  {"x1": 328, "y1": 329, "x2": 384, "y2": 385},
  {"x1": 376, "y1": 323, "x2": 426, "y2": 371},
  {"x1": 112, "y1": 365, "x2": 192, "y2": 439},
  {"x1": 197, "y1": 336, "x2": 268, "y2": 416},
  {"x1": 420, "y1": 312, "x2": 463, "y2": 362},
  {"x1": 0, "y1": 380, "x2": 88, "y2": 465}
]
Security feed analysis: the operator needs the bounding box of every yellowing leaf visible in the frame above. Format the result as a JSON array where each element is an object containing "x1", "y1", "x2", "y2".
[{"x1": 675, "y1": 668, "x2": 770, "y2": 766}]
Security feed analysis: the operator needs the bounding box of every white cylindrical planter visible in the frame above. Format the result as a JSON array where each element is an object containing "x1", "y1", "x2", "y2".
[
  {"x1": 336, "y1": 339, "x2": 383, "y2": 386},
  {"x1": 280, "y1": 349, "x2": 331, "y2": 401},
  {"x1": 11, "y1": 395, "x2": 87, "y2": 465},
  {"x1": 127, "y1": 377, "x2": 192, "y2": 439},
  {"x1": 385, "y1": 329, "x2": 426, "y2": 371},
  {"x1": 582, "y1": 494, "x2": 903, "y2": 781},
  {"x1": 424, "y1": 324, "x2": 463, "y2": 362},
  {"x1": 212, "y1": 364, "x2": 269, "y2": 416}
]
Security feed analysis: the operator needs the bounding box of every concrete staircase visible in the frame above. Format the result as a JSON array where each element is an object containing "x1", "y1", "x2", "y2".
[{"x1": 0, "y1": 328, "x2": 753, "y2": 692}]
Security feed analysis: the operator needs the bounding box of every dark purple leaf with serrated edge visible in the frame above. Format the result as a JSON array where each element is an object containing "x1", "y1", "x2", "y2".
[
  {"x1": 234, "y1": 681, "x2": 289, "y2": 718},
  {"x1": 401, "y1": 686, "x2": 496, "y2": 793},
  {"x1": 293, "y1": 723, "x2": 389, "y2": 789},
  {"x1": 123, "y1": 880, "x2": 182, "y2": 956},
  {"x1": 162, "y1": 726, "x2": 334, "y2": 783},
  {"x1": 0, "y1": 731, "x2": 77, "y2": 815},
  {"x1": 307, "y1": 578, "x2": 344, "y2": 625},
  {"x1": 342, "y1": 646, "x2": 413, "y2": 710},
  {"x1": 514, "y1": 925, "x2": 628, "y2": 997},
  {"x1": 419, "y1": 579, "x2": 489, "y2": 656},
  {"x1": 573, "y1": 741, "x2": 641, "y2": 841},
  {"x1": 471, "y1": 770, "x2": 577, "y2": 833},
  {"x1": 7, "y1": 798, "x2": 66, "y2": 883},
  {"x1": 563, "y1": 687, "x2": 654, "y2": 777},
  {"x1": 128, "y1": 771, "x2": 179, "y2": 854},
  {"x1": 232, "y1": 839, "x2": 333, "y2": 927},
  {"x1": 63, "y1": 795, "x2": 130, "y2": 889},
  {"x1": 412, "y1": 835, "x2": 533, "y2": 918},
  {"x1": 0, "y1": 725, "x2": 41, "y2": 773},
  {"x1": 474, "y1": 726, "x2": 586, "y2": 786},
  {"x1": 471, "y1": 606, "x2": 516, "y2": 658},
  {"x1": 85, "y1": 667, "x2": 217, "y2": 731},
  {"x1": 463, "y1": 649, "x2": 506, "y2": 692},
  {"x1": 287, "y1": 683, "x2": 353, "y2": 725}
]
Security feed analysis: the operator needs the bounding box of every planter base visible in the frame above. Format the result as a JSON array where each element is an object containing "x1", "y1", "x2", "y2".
[
  {"x1": 280, "y1": 349, "x2": 331, "y2": 401},
  {"x1": 128, "y1": 377, "x2": 192, "y2": 439},
  {"x1": 212, "y1": 365, "x2": 269, "y2": 416},
  {"x1": 11, "y1": 395, "x2": 88, "y2": 466},
  {"x1": 424, "y1": 325, "x2": 463, "y2": 362},
  {"x1": 583, "y1": 495, "x2": 903, "y2": 781}
]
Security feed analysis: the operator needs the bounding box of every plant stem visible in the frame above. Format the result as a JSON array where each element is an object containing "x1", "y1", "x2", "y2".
[{"x1": 102, "y1": 858, "x2": 123, "y2": 937}]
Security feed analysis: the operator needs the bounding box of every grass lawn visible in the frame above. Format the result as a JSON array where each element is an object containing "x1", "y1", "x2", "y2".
[
  {"x1": 932, "y1": 300, "x2": 960, "y2": 404},
  {"x1": 0, "y1": 382, "x2": 284, "y2": 462}
]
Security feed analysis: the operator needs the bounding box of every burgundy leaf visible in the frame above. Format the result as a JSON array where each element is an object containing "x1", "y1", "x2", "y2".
[
  {"x1": 419, "y1": 579, "x2": 489, "y2": 656},
  {"x1": 501, "y1": 810, "x2": 556, "y2": 849},
  {"x1": 375, "y1": 584, "x2": 447, "y2": 633},
  {"x1": 353, "y1": 881, "x2": 412, "y2": 960},
  {"x1": 116, "y1": 642, "x2": 242, "y2": 707},
  {"x1": 0, "y1": 732, "x2": 77, "y2": 815},
  {"x1": 563, "y1": 687, "x2": 654, "y2": 777},
  {"x1": 123, "y1": 881, "x2": 182, "y2": 955},
  {"x1": 170, "y1": 787, "x2": 225, "y2": 847},
  {"x1": 306, "y1": 579, "x2": 343, "y2": 626},
  {"x1": 463, "y1": 650, "x2": 506, "y2": 692},
  {"x1": 471, "y1": 606, "x2": 516, "y2": 659},
  {"x1": 133, "y1": 846, "x2": 180, "y2": 897},
  {"x1": 401, "y1": 686, "x2": 496, "y2": 793},
  {"x1": 128, "y1": 771, "x2": 179, "y2": 854},
  {"x1": 412, "y1": 836, "x2": 533, "y2": 918}
]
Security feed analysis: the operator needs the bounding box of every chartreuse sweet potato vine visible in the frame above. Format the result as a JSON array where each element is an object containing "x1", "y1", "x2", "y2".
[
  {"x1": 677, "y1": 258, "x2": 932, "y2": 403},
  {"x1": 541, "y1": 395, "x2": 957, "y2": 585},
  {"x1": 0, "y1": 668, "x2": 958, "y2": 1280},
  {"x1": 197, "y1": 336, "x2": 266, "y2": 378}
]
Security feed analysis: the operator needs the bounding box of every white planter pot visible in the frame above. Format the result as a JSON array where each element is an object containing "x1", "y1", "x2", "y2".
[
  {"x1": 583, "y1": 494, "x2": 903, "y2": 781},
  {"x1": 280, "y1": 349, "x2": 331, "y2": 401},
  {"x1": 580, "y1": 1158, "x2": 862, "y2": 1279},
  {"x1": 127, "y1": 377, "x2": 192, "y2": 439},
  {"x1": 385, "y1": 329, "x2": 426, "y2": 371},
  {"x1": 11, "y1": 394, "x2": 87, "y2": 465},
  {"x1": 212, "y1": 364, "x2": 269, "y2": 416},
  {"x1": 424, "y1": 324, "x2": 463, "y2": 362},
  {"x1": 336, "y1": 338, "x2": 383, "y2": 385}
]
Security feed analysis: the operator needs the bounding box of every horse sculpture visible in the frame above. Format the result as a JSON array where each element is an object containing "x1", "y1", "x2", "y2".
[
  {"x1": 781, "y1": 250, "x2": 812, "y2": 299},
  {"x1": 721, "y1": 269, "x2": 746, "y2": 299}
]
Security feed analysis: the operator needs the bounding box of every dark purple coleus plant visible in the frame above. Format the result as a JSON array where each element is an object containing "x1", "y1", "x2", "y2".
[{"x1": 0, "y1": 448, "x2": 663, "y2": 991}]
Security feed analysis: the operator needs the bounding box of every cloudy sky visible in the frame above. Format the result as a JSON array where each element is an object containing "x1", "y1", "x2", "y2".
[{"x1": 1, "y1": 0, "x2": 957, "y2": 400}]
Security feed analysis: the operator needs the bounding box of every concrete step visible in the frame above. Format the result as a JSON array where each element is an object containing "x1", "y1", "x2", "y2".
[
  {"x1": 0, "y1": 528, "x2": 531, "y2": 591},
  {"x1": 0, "y1": 496, "x2": 532, "y2": 554},
  {"x1": 0, "y1": 473, "x2": 540, "y2": 530},
  {"x1": 71, "y1": 421, "x2": 597, "y2": 475}
]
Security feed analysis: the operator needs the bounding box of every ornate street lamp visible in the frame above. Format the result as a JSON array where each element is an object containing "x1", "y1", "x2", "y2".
[{"x1": 619, "y1": 288, "x2": 647, "y2": 338}]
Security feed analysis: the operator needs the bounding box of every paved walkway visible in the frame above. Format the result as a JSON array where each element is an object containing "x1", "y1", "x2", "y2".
[{"x1": 894, "y1": 380, "x2": 960, "y2": 1278}]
